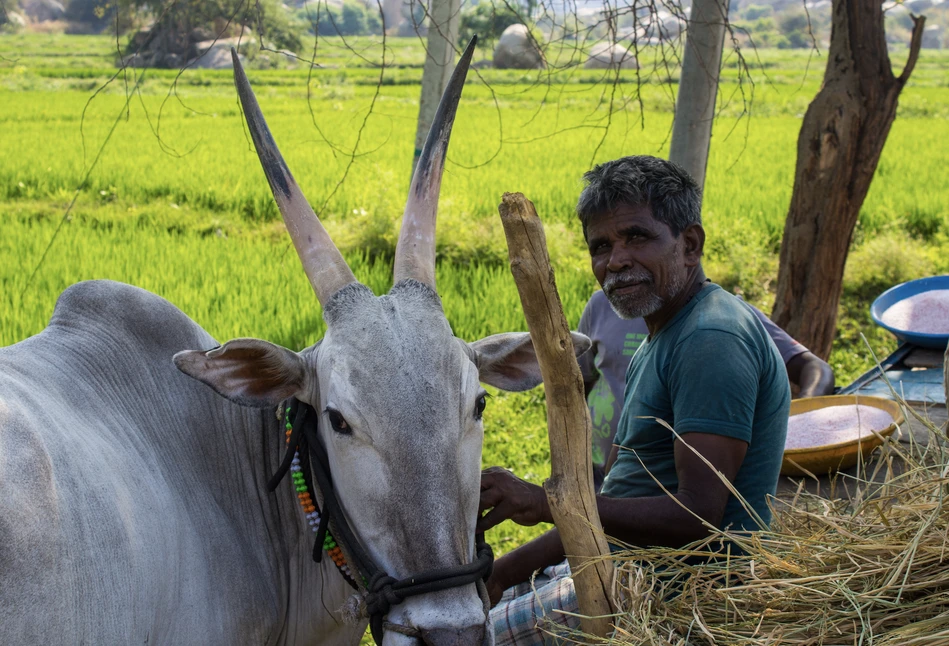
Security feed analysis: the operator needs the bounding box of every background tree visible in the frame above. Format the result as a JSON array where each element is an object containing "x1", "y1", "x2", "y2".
[
  {"x1": 412, "y1": 0, "x2": 461, "y2": 172},
  {"x1": 458, "y1": 1, "x2": 521, "y2": 51},
  {"x1": 771, "y1": 0, "x2": 926, "y2": 359},
  {"x1": 121, "y1": 0, "x2": 304, "y2": 64},
  {"x1": 307, "y1": 0, "x2": 382, "y2": 37},
  {"x1": 65, "y1": 0, "x2": 119, "y2": 31},
  {"x1": 669, "y1": 0, "x2": 730, "y2": 196}
]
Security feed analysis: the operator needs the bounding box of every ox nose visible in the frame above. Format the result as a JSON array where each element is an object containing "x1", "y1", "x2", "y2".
[{"x1": 419, "y1": 624, "x2": 486, "y2": 646}]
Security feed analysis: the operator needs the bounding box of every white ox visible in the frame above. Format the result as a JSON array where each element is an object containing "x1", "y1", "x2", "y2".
[{"x1": 0, "y1": 42, "x2": 589, "y2": 645}]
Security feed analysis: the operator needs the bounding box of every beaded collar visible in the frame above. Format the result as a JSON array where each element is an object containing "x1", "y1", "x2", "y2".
[{"x1": 281, "y1": 405, "x2": 359, "y2": 588}]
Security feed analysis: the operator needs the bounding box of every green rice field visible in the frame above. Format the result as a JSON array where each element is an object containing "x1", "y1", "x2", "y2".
[{"x1": 2, "y1": 32, "x2": 949, "y2": 552}]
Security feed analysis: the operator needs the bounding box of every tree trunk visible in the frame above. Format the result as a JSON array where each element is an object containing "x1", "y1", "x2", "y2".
[
  {"x1": 669, "y1": 0, "x2": 730, "y2": 195},
  {"x1": 412, "y1": 0, "x2": 462, "y2": 173},
  {"x1": 771, "y1": 1, "x2": 925, "y2": 359}
]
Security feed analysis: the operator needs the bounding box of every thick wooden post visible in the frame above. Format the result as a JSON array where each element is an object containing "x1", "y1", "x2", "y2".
[{"x1": 498, "y1": 192, "x2": 615, "y2": 638}]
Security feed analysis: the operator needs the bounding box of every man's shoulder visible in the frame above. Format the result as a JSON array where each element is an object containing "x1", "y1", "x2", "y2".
[
  {"x1": 666, "y1": 286, "x2": 779, "y2": 364},
  {"x1": 681, "y1": 285, "x2": 760, "y2": 337},
  {"x1": 584, "y1": 290, "x2": 611, "y2": 315}
]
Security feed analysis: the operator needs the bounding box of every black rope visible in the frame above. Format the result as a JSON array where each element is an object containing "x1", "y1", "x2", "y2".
[
  {"x1": 269, "y1": 400, "x2": 495, "y2": 646},
  {"x1": 364, "y1": 539, "x2": 493, "y2": 645},
  {"x1": 267, "y1": 400, "x2": 306, "y2": 492},
  {"x1": 300, "y1": 420, "x2": 379, "y2": 578}
]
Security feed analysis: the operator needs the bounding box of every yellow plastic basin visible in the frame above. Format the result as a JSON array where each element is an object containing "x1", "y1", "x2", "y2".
[{"x1": 781, "y1": 395, "x2": 905, "y2": 477}]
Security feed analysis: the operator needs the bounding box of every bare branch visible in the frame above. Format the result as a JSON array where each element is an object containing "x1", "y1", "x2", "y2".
[{"x1": 897, "y1": 14, "x2": 926, "y2": 86}]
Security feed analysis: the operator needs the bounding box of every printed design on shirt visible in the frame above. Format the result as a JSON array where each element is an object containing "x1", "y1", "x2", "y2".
[
  {"x1": 623, "y1": 332, "x2": 648, "y2": 356},
  {"x1": 587, "y1": 371, "x2": 615, "y2": 465}
]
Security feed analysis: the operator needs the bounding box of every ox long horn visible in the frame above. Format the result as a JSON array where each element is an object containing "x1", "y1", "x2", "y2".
[
  {"x1": 393, "y1": 36, "x2": 477, "y2": 290},
  {"x1": 232, "y1": 49, "x2": 357, "y2": 305}
]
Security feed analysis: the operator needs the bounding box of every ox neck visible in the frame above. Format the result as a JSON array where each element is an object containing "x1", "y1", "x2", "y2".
[{"x1": 208, "y1": 399, "x2": 353, "y2": 643}]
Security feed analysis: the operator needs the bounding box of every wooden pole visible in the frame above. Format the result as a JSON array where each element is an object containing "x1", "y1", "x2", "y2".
[{"x1": 498, "y1": 192, "x2": 615, "y2": 638}]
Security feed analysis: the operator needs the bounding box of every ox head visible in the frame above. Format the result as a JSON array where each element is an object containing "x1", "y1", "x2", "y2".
[{"x1": 174, "y1": 40, "x2": 590, "y2": 646}]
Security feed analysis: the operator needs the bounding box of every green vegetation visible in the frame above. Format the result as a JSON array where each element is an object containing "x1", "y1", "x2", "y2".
[
  {"x1": 731, "y1": 2, "x2": 825, "y2": 49},
  {"x1": 459, "y1": 1, "x2": 522, "y2": 49},
  {"x1": 303, "y1": 0, "x2": 383, "y2": 37},
  {"x1": 2, "y1": 34, "x2": 948, "y2": 551}
]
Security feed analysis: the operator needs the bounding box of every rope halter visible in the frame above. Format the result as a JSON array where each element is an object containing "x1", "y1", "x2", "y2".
[{"x1": 269, "y1": 398, "x2": 494, "y2": 645}]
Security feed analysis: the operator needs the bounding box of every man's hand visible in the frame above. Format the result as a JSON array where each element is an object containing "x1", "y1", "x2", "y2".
[
  {"x1": 477, "y1": 467, "x2": 552, "y2": 533},
  {"x1": 786, "y1": 351, "x2": 835, "y2": 398}
]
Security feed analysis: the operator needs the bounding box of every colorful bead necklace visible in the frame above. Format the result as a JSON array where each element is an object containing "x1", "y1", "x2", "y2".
[{"x1": 284, "y1": 405, "x2": 358, "y2": 587}]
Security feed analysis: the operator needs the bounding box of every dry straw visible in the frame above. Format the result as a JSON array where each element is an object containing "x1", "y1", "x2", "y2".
[{"x1": 540, "y1": 404, "x2": 949, "y2": 645}]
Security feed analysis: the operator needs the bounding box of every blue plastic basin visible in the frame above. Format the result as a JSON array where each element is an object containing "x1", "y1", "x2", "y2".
[{"x1": 870, "y1": 275, "x2": 949, "y2": 349}]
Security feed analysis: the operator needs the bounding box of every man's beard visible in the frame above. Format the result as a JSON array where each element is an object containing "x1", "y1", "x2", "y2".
[{"x1": 603, "y1": 268, "x2": 685, "y2": 320}]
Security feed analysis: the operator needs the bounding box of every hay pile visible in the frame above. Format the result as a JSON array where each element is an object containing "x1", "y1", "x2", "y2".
[{"x1": 566, "y1": 416, "x2": 949, "y2": 645}]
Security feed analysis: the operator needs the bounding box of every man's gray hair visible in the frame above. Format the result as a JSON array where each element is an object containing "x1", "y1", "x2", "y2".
[{"x1": 576, "y1": 156, "x2": 702, "y2": 238}]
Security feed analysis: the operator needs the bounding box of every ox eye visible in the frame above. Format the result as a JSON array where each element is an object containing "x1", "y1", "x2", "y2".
[
  {"x1": 326, "y1": 409, "x2": 351, "y2": 435},
  {"x1": 474, "y1": 393, "x2": 487, "y2": 421}
]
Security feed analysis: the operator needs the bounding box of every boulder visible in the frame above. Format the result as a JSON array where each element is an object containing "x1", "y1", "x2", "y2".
[
  {"x1": 921, "y1": 24, "x2": 943, "y2": 49},
  {"x1": 493, "y1": 24, "x2": 545, "y2": 70},
  {"x1": 120, "y1": 53, "x2": 148, "y2": 68},
  {"x1": 162, "y1": 53, "x2": 182, "y2": 68},
  {"x1": 189, "y1": 38, "x2": 253, "y2": 69},
  {"x1": 21, "y1": 0, "x2": 64, "y2": 21},
  {"x1": 189, "y1": 26, "x2": 215, "y2": 43},
  {"x1": 584, "y1": 42, "x2": 638, "y2": 70},
  {"x1": 3, "y1": 10, "x2": 28, "y2": 28},
  {"x1": 129, "y1": 27, "x2": 157, "y2": 51},
  {"x1": 660, "y1": 14, "x2": 684, "y2": 38},
  {"x1": 191, "y1": 46, "x2": 236, "y2": 69}
]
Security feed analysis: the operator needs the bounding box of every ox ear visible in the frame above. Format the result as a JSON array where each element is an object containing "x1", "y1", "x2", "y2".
[
  {"x1": 470, "y1": 332, "x2": 592, "y2": 392},
  {"x1": 174, "y1": 338, "x2": 306, "y2": 408}
]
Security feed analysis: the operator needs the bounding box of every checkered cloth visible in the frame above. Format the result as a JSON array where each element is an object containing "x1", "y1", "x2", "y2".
[{"x1": 490, "y1": 561, "x2": 581, "y2": 646}]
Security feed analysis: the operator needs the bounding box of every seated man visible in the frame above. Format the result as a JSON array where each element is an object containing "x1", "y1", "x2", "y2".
[
  {"x1": 579, "y1": 289, "x2": 834, "y2": 482},
  {"x1": 480, "y1": 156, "x2": 792, "y2": 645}
]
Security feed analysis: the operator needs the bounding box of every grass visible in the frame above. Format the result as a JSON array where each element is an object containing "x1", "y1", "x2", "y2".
[{"x1": 2, "y1": 33, "x2": 949, "y2": 554}]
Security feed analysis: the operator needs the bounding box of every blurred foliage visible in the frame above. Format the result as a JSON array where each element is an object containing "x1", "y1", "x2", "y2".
[
  {"x1": 299, "y1": 0, "x2": 382, "y2": 37},
  {"x1": 459, "y1": 1, "x2": 522, "y2": 50}
]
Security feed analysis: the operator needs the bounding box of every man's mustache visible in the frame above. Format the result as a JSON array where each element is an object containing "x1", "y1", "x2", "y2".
[{"x1": 603, "y1": 269, "x2": 654, "y2": 295}]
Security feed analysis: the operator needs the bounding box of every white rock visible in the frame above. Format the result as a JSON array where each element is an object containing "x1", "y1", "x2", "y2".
[
  {"x1": 584, "y1": 42, "x2": 638, "y2": 70},
  {"x1": 493, "y1": 24, "x2": 546, "y2": 70}
]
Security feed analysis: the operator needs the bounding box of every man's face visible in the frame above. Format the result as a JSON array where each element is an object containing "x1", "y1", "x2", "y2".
[{"x1": 585, "y1": 203, "x2": 688, "y2": 320}]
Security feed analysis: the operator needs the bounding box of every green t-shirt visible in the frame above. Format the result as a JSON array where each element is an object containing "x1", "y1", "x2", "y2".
[{"x1": 600, "y1": 283, "x2": 790, "y2": 533}]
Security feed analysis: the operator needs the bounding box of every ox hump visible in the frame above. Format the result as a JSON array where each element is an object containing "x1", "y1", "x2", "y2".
[{"x1": 49, "y1": 280, "x2": 213, "y2": 354}]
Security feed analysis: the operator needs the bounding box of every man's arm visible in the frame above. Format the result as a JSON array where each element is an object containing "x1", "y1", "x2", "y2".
[
  {"x1": 785, "y1": 351, "x2": 835, "y2": 398},
  {"x1": 478, "y1": 432, "x2": 747, "y2": 597},
  {"x1": 596, "y1": 432, "x2": 746, "y2": 546},
  {"x1": 481, "y1": 529, "x2": 565, "y2": 605}
]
